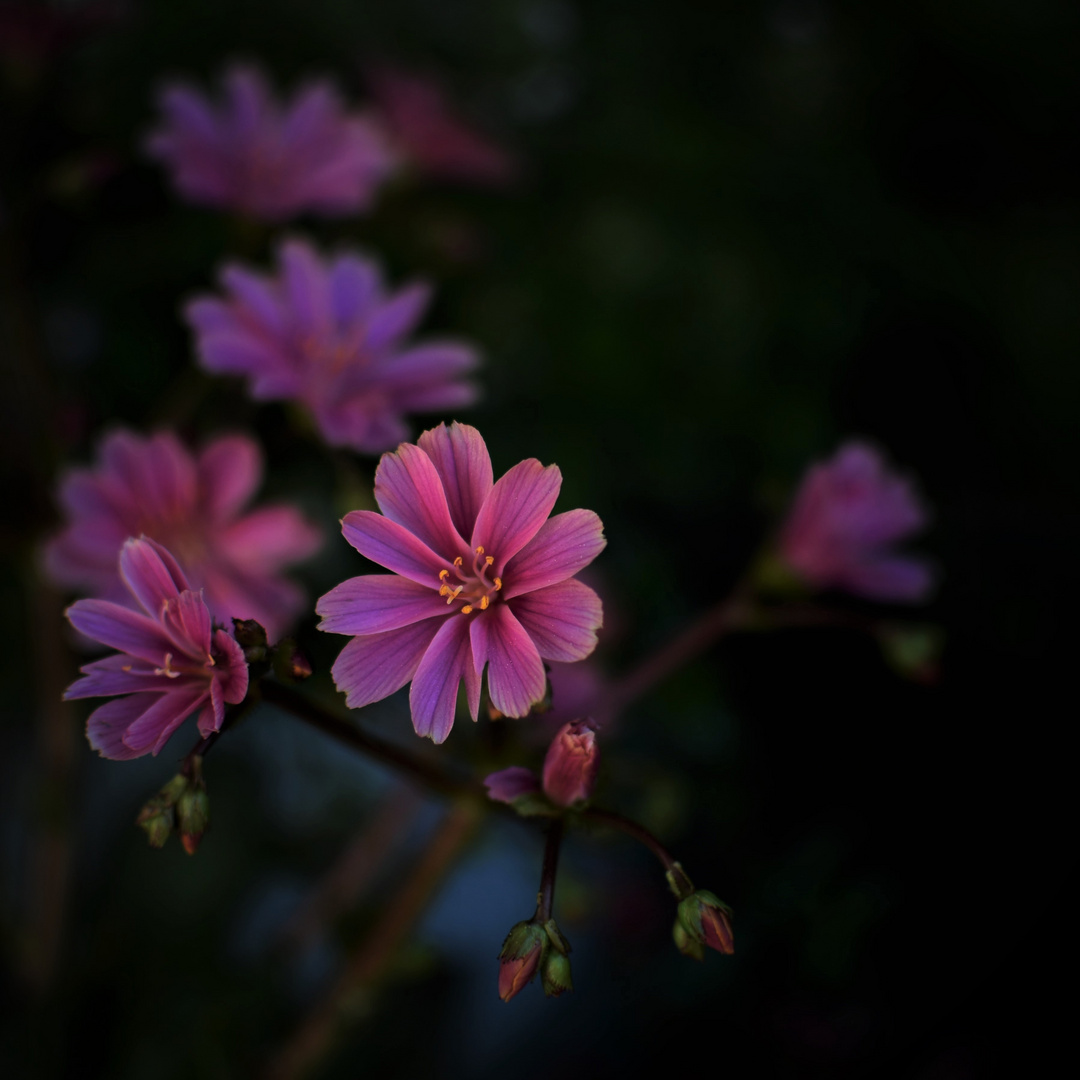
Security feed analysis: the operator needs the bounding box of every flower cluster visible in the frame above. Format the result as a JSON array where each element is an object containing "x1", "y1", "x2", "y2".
[
  {"x1": 146, "y1": 64, "x2": 395, "y2": 221},
  {"x1": 45, "y1": 429, "x2": 320, "y2": 642},
  {"x1": 185, "y1": 239, "x2": 480, "y2": 454},
  {"x1": 65, "y1": 538, "x2": 249, "y2": 759},
  {"x1": 317, "y1": 422, "x2": 606, "y2": 741}
]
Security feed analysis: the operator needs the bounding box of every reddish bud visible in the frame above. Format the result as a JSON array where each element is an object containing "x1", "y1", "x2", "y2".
[
  {"x1": 497, "y1": 921, "x2": 546, "y2": 1002},
  {"x1": 541, "y1": 720, "x2": 599, "y2": 807},
  {"x1": 677, "y1": 890, "x2": 734, "y2": 956}
]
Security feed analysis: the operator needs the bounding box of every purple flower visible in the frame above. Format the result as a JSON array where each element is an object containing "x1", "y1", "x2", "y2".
[
  {"x1": 778, "y1": 441, "x2": 933, "y2": 602},
  {"x1": 485, "y1": 719, "x2": 599, "y2": 809},
  {"x1": 65, "y1": 538, "x2": 249, "y2": 760},
  {"x1": 367, "y1": 65, "x2": 517, "y2": 187},
  {"x1": 145, "y1": 63, "x2": 395, "y2": 221},
  {"x1": 44, "y1": 429, "x2": 321, "y2": 642},
  {"x1": 185, "y1": 238, "x2": 481, "y2": 454},
  {"x1": 317, "y1": 422, "x2": 605, "y2": 741}
]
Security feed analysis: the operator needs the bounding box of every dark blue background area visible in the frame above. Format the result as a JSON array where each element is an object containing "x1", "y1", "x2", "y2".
[{"x1": 1, "y1": 1, "x2": 1074, "y2": 1077}]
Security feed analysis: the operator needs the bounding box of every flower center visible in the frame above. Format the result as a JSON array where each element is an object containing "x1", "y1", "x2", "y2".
[{"x1": 438, "y1": 545, "x2": 503, "y2": 614}]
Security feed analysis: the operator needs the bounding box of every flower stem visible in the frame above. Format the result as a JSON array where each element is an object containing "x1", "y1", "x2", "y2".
[
  {"x1": 536, "y1": 818, "x2": 564, "y2": 923},
  {"x1": 582, "y1": 808, "x2": 679, "y2": 874}
]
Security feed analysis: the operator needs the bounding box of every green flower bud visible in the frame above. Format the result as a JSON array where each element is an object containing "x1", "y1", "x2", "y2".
[{"x1": 541, "y1": 949, "x2": 573, "y2": 997}]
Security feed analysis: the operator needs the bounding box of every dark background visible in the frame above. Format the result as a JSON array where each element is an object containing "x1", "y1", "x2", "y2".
[{"x1": 1, "y1": 1, "x2": 1076, "y2": 1077}]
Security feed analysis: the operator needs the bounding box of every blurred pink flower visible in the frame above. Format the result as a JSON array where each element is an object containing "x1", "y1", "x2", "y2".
[
  {"x1": 185, "y1": 238, "x2": 481, "y2": 454},
  {"x1": 44, "y1": 429, "x2": 321, "y2": 641},
  {"x1": 778, "y1": 441, "x2": 933, "y2": 602},
  {"x1": 145, "y1": 63, "x2": 395, "y2": 220},
  {"x1": 368, "y1": 65, "x2": 516, "y2": 187},
  {"x1": 318, "y1": 422, "x2": 605, "y2": 741},
  {"x1": 65, "y1": 538, "x2": 249, "y2": 759}
]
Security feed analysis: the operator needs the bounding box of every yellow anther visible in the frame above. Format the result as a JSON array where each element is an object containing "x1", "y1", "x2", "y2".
[
  {"x1": 439, "y1": 569, "x2": 450, "y2": 581},
  {"x1": 122, "y1": 664, "x2": 132, "y2": 672},
  {"x1": 485, "y1": 555, "x2": 494, "y2": 566},
  {"x1": 453, "y1": 556, "x2": 463, "y2": 567},
  {"x1": 154, "y1": 652, "x2": 181, "y2": 679},
  {"x1": 461, "y1": 604, "x2": 474, "y2": 614},
  {"x1": 439, "y1": 584, "x2": 450, "y2": 597},
  {"x1": 475, "y1": 545, "x2": 485, "y2": 555},
  {"x1": 444, "y1": 585, "x2": 463, "y2": 605},
  {"x1": 479, "y1": 596, "x2": 489, "y2": 610},
  {"x1": 494, "y1": 577, "x2": 503, "y2": 591}
]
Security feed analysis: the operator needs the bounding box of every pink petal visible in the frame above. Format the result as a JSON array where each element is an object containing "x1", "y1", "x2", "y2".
[
  {"x1": 363, "y1": 282, "x2": 431, "y2": 353},
  {"x1": 373, "y1": 442, "x2": 468, "y2": 560},
  {"x1": 329, "y1": 253, "x2": 381, "y2": 326},
  {"x1": 212, "y1": 629, "x2": 250, "y2": 704},
  {"x1": 121, "y1": 684, "x2": 210, "y2": 756},
  {"x1": 416, "y1": 422, "x2": 493, "y2": 539},
  {"x1": 508, "y1": 578, "x2": 603, "y2": 662},
  {"x1": 280, "y1": 239, "x2": 332, "y2": 339},
  {"x1": 317, "y1": 574, "x2": 449, "y2": 635},
  {"x1": 198, "y1": 435, "x2": 263, "y2": 521},
  {"x1": 331, "y1": 617, "x2": 443, "y2": 710},
  {"x1": 409, "y1": 614, "x2": 479, "y2": 743},
  {"x1": 66, "y1": 599, "x2": 171, "y2": 664},
  {"x1": 216, "y1": 506, "x2": 322, "y2": 571},
  {"x1": 469, "y1": 604, "x2": 546, "y2": 718},
  {"x1": 471, "y1": 459, "x2": 561, "y2": 569},
  {"x1": 118, "y1": 537, "x2": 185, "y2": 616},
  {"x1": 220, "y1": 265, "x2": 288, "y2": 337},
  {"x1": 340, "y1": 512, "x2": 448, "y2": 589},
  {"x1": 199, "y1": 679, "x2": 225, "y2": 737},
  {"x1": 86, "y1": 695, "x2": 161, "y2": 760},
  {"x1": 484, "y1": 766, "x2": 540, "y2": 804},
  {"x1": 160, "y1": 591, "x2": 212, "y2": 658},
  {"x1": 501, "y1": 509, "x2": 606, "y2": 599},
  {"x1": 66, "y1": 655, "x2": 169, "y2": 699}
]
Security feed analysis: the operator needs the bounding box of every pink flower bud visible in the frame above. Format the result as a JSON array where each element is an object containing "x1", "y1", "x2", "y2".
[
  {"x1": 497, "y1": 922, "x2": 546, "y2": 1002},
  {"x1": 541, "y1": 720, "x2": 599, "y2": 807}
]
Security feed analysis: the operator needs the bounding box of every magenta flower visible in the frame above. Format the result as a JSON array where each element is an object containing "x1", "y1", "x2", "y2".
[
  {"x1": 778, "y1": 441, "x2": 933, "y2": 602},
  {"x1": 486, "y1": 719, "x2": 600, "y2": 809},
  {"x1": 44, "y1": 429, "x2": 321, "y2": 642},
  {"x1": 145, "y1": 63, "x2": 395, "y2": 221},
  {"x1": 65, "y1": 538, "x2": 249, "y2": 760},
  {"x1": 367, "y1": 65, "x2": 516, "y2": 187},
  {"x1": 185, "y1": 238, "x2": 480, "y2": 454},
  {"x1": 317, "y1": 422, "x2": 605, "y2": 741}
]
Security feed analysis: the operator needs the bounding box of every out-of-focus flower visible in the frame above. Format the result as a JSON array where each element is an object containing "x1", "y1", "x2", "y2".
[
  {"x1": 484, "y1": 766, "x2": 541, "y2": 803},
  {"x1": 64, "y1": 538, "x2": 249, "y2": 760},
  {"x1": 497, "y1": 921, "x2": 546, "y2": 1001},
  {"x1": 44, "y1": 429, "x2": 321, "y2": 642},
  {"x1": 318, "y1": 422, "x2": 605, "y2": 741},
  {"x1": 367, "y1": 65, "x2": 516, "y2": 187},
  {"x1": 777, "y1": 441, "x2": 933, "y2": 602},
  {"x1": 145, "y1": 63, "x2": 395, "y2": 221},
  {"x1": 541, "y1": 720, "x2": 598, "y2": 806},
  {"x1": 185, "y1": 239, "x2": 480, "y2": 454}
]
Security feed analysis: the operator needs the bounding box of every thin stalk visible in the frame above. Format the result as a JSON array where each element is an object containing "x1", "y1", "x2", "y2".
[
  {"x1": 582, "y1": 808, "x2": 679, "y2": 874},
  {"x1": 536, "y1": 818, "x2": 564, "y2": 923}
]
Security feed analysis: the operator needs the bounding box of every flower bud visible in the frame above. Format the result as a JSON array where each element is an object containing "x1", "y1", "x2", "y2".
[
  {"x1": 232, "y1": 617, "x2": 268, "y2": 662},
  {"x1": 672, "y1": 918, "x2": 706, "y2": 961},
  {"x1": 541, "y1": 949, "x2": 573, "y2": 997},
  {"x1": 541, "y1": 720, "x2": 599, "y2": 807},
  {"x1": 677, "y1": 890, "x2": 734, "y2": 955},
  {"x1": 497, "y1": 921, "x2": 546, "y2": 1002},
  {"x1": 135, "y1": 772, "x2": 188, "y2": 848},
  {"x1": 176, "y1": 784, "x2": 210, "y2": 855}
]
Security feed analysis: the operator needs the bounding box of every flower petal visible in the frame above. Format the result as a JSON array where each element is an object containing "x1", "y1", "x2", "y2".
[
  {"x1": 501, "y1": 509, "x2": 606, "y2": 599},
  {"x1": 341, "y1": 511, "x2": 448, "y2": 587},
  {"x1": 330, "y1": 617, "x2": 443, "y2": 710},
  {"x1": 471, "y1": 459, "x2": 561, "y2": 569},
  {"x1": 66, "y1": 655, "x2": 169, "y2": 699},
  {"x1": 121, "y1": 684, "x2": 209, "y2": 756},
  {"x1": 416, "y1": 422, "x2": 493, "y2": 539},
  {"x1": 86, "y1": 695, "x2": 162, "y2": 760},
  {"x1": 198, "y1": 435, "x2": 263, "y2": 521},
  {"x1": 484, "y1": 767, "x2": 540, "y2": 804},
  {"x1": 160, "y1": 590, "x2": 213, "y2": 659},
  {"x1": 469, "y1": 604, "x2": 546, "y2": 718},
  {"x1": 118, "y1": 537, "x2": 186, "y2": 616},
  {"x1": 66, "y1": 599, "x2": 171, "y2": 664},
  {"x1": 373, "y1": 442, "x2": 468, "y2": 560},
  {"x1": 216, "y1": 507, "x2": 322, "y2": 571},
  {"x1": 364, "y1": 282, "x2": 431, "y2": 353},
  {"x1": 317, "y1": 574, "x2": 450, "y2": 635},
  {"x1": 280, "y1": 239, "x2": 332, "y2": 339},
  {"x1": 508, "y1": 578, "x2": 603, "y2": 662},
  {"x1": 843, "y1": 556, "x2": 935, "y2": 602},
  {"x1": 212, "y1": 629, "x2": 250, "y2": 704},
  {"x1": 409, "y1": 614, "x2": 478, "y2": 742}
]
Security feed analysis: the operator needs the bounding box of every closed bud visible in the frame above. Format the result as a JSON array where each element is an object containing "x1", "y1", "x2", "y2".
[
  {"x1": 541, "y1": 720, "x2": 599, "y2": 807},
  {"x1": 497, "y1": 921, "x2": 547, "y2": 1002},
  {"x1": 677, "y1": 890, "x2": 734, "y2": 955},
  {"x1": 135, "y1": 772, "x2": 188, "y2": 849},
  {"x1": 176, "y1": 784, "x2": 210, "y2": 855},
  {"x1": 232, "y1": 617, "x2": 268, "y2": 662},
  {"x1": 673, "y1": 918, "x2": 705, "y2": 961},
  {"x1": 541, "y1": 949, "x2": 573, "y2": 997}
]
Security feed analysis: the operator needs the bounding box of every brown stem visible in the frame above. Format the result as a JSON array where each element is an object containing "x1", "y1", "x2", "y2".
[
  {"x1": 582, "y1": 808, "x2": 679, "y2": 874},
  {"x1": 535, "y1": 818, "x2": 564, "y2": 923},
  {"x1": 265, "y1": 801, "x2": 480, "y2": 1080}
]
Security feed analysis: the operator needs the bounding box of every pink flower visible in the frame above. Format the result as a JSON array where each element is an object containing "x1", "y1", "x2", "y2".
[
  {"x1": 44, "y1": 429, "x2": 321, "y2": 642},
  {"x1": 367, "y1": 65, "x2": 516, "y2": 187},
  {"x1": 778, "y1": 441, "x2": 933, "y2": 602},
  {"x1": 485, "y1": 720, "x2": 599, "y2": 809},
  {"x1": 65, "y1": 538, "x2": 249, "y2": 760},
  {"x1": 317, "y1": 422, "x2": 605, "y2": 742},
  {"x1": 185, "y1": 238, "x2": 481, "y2": 455},
  {"x1": 145, "y1": 63, "x2": 395, "y2": 221}
]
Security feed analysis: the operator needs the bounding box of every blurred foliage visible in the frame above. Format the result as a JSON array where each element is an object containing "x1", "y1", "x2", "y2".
[{"x1": 1, "y1": 0, "x2": 1077, "y2": 1077}]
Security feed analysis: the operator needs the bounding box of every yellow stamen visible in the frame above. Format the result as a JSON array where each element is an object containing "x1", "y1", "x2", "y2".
[
  {"x1": 439, "y1": 569, "x2": 450, "y2": 581},
  {"x1": 485, "y1": 555, "x2": 494, "y2": 566},
  {"x1": 445, "y1": 585, "x2": 463, "y2": 605},
  {"x1": 453, "y1": 556, "x2": 463, "y2": 567},
  {"x1": 122, "y1": 664, "x2": 132, "y2": 672},
  {"x1": 494, "y1": 578, "x2": 503, "y2": 591},
  {"x1": 475, "y1": 545, "x2": 485, "y2": 555},
  {"x1": 461, "y1": 604, "x2": 474, "y2": 614},
  {"x1": 439, "y1": 584, "x2": 450, "y2": 596},
  {"x1": 479, "y1": 596, "x2": 489, "y2": 610}
]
